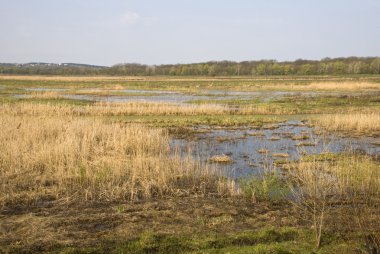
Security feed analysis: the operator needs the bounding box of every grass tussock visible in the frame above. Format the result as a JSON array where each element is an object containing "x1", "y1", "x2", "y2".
[
  {"x1": 315, "y1": 113, "x2": 380, "y2": 134},
  {"x1": 208, "y1": 154, "x2": 233, "y2": 164},
  {"x1": 0, "y1": 115, "x2": 235, "y2": 206}
]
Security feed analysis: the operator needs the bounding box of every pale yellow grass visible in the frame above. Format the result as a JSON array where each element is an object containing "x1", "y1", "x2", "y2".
[
  {"x1": 0, "y1": 101, "x2": 295, "y2": 116},
  {"x1": 0, "y1": 101, "x2": 230, "y2": 116},
  {"x1": 306, "y1": 82, "x2": 380, "y2": 90},
  {"x1": 291, "y1": 154, "x2": 380, "y2": 199},
  {"x1": 208, "y1": 155, "x2": 233, "y2": 163},
  {"x1": 250, "y1": 82, "x2": 380, "y2": 91},
  {"x1": 0, "y1": 115, "x2": 235, "y2": 206},
  {"x1": 27, "y1": 91, "x2": 65, "y2": 99},
  {"x1": 315, "y1": 113, "x2": 380, "y2": 134},
  {"x1": 239, "y1": 104, "x2": 300, "y2": 114},
  {"x1": 2, "y1": 75, "x2": 379, "y2": 91},
  {"x1": 288, "y1": 154, "x2": 380, "y2": 248}
]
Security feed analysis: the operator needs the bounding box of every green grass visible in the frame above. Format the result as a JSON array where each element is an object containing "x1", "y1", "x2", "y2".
[
  {"x1": 4, "y1": 227, "x2": 364, "y2": 254},
  {"x1": 273, "y1": 95, "x2": 380, "y2": 113},
  {"x1": 4, "y1": 97, "x2": 94, "y2": 106},
  {"x1": 239, "y1": 172, "x2": 291, "y2": 202},
  {"x1": 189, "y1": 94, "x2": 380, "y2": 115},
  {"x1": 189, "y1": 98, "x2": 262, "y2": 105},
  {"x1": 109, "y1": 115, "x2": 281, "y2": 127},
  {"x1": 2, "y1": 76, "x2": 380, "y2": 116},
  {"x1": 1, "y1": 75, "x2": 380, "y2": 92}
]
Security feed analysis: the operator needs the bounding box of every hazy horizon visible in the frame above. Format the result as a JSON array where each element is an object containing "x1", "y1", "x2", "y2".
[
  {"x1": 1, "y1": 0, "x2": 380, "y2": 66},
  {"x1": 2, "y1": 56, "x2": 380, "y2": 68}
]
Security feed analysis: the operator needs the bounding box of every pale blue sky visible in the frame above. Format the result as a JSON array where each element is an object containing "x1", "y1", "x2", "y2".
[{"x1": 1, "y1": 0, "x2": 379, "y2": 66}]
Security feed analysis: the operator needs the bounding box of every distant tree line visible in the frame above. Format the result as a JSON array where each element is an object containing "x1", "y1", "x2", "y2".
[{"x1": 1, "y1": 57, "x2": 380, "y2": 76}]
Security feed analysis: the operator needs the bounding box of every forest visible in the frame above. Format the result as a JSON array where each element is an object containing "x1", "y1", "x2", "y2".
[{"x1": 1, "y1": 57, "x2": 379, "y2": 76}]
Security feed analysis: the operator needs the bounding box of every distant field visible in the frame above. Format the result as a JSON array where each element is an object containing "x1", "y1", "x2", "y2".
[{"x1": 1, "y1": 74, "x2": 380, "y2": 89}]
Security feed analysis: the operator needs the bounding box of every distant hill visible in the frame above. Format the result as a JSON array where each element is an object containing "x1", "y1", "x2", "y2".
[{"x1": 0, "y1": 62, "x2": 107, "y2": 68}]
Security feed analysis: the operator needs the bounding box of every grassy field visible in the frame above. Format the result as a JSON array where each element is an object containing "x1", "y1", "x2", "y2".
[
  {"x1": 1, "y1": 74, "x2": 380, "y2": 91},
  {"x1": 0, "y1": 75, "x2": 380, "y2": 253}
]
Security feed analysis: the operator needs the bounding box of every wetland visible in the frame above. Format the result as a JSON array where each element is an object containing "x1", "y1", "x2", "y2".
[{"x1": 0, "y1": 75, "x2": 380, "y2": 253}]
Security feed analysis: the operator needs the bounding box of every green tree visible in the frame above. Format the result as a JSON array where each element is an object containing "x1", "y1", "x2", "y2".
[
  {"x1": 255, "y1": 64, "x2": 267, "y2": 75},
  {"x1": 333, "y1": 61, "x2": 346, "y2": 74},
  {"x1": 370, "y1": 58, "x2": 380, "y2": 74},
  {"x1": 298, "y1": 64, "x2": 313, "y2": 75}
]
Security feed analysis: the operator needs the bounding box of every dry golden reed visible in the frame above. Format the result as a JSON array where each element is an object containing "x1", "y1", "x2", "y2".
[
  {"x1": 306, "y1": 82, "x2": 380, "y2": 91},
  {"x1": 315, "y1": 113, "x2": 380, "y2": 134},
  {"x1": 0, "y1": 115, "x2": 235, "y2": 206},
  {"x1": 288, "y1": 154, "x2": 380, "y2": 248},
  {"x1": 28, "y1": 91, "x2": 64, "y2": 99},
  {"x1": 0, "y1": 101, "x2": 302, "y2": 116},
  {"x1": 0, "y1": 101, "x2": 229, "y2": 116},
  {"x1": 291, "y1": 154, "x2": 380, "y2": 197}
]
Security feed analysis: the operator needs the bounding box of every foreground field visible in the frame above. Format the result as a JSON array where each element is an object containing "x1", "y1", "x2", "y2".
[
  {"x1": 1, "y1": 197, "x2": 371, "y2": 253},
  {"x1": 0, "y1": 75, "x2": 379, "y2": 253}
]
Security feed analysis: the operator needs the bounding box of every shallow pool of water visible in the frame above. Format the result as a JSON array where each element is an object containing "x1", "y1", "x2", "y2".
[
  {"x1": 19, "y1": 87, "x2": 374, "y2": 105},
  {"x1": 172, "y1": 121, "x2": 380, "y2": 178}
]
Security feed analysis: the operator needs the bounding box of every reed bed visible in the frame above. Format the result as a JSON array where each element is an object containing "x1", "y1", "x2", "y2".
[
  {"x1": 28, "y1": 91, "x2": 65, "y2": 99},
  {"x1": 239, "y1": 104, "x2": 301, "y2": 115},
  {"x1": 306, "y1": 82, "x2": 380, "y2": 91},
  {"x1": 240, "y1": 81, "x2": 380, "y2": 91},
  {"x1": 315, "y1": 113, "x2": 380, "y2": 134},
  {"x1": 0, "y1": 115, "x2": 235, "y2": 206},
  {"x1": 0, "y1": 101, "x2": 303, "y2": 116},
  {"x1": 0, "y1": 101, "x2": 230, "y2": 116},
  {"x1": 2, "y1": 75, "x2": 379, "y2": 91},
  {"x1": 288, "y1": 154, "x2": 380, "y2": 248},
  {"x1": 291, "y1": 154, "x2": 380, "y2": 198}
]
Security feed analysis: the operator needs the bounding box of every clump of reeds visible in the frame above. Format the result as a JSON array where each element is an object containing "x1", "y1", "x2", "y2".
[
  {"x1": 315, "y1": 113, "x2": 380, "y2": 134},
  {"x1": 0, "y1": 115, "x2": 235, "y2": 206},
  {"x1": 28, "y1": 91, "x2": 64, "y2": 100},
  {"x1": 240, "y1": 105, "x2": 300, "y2": 115},
  {"x1": 208, "y1": 154, "x2": 233, "y2": 164},
  {"x1": 272, "y1": 153, "x2": 289, "y2": 158},
  {"x1": 287, "y1": 154, "x2": 380, "y2": 248}
]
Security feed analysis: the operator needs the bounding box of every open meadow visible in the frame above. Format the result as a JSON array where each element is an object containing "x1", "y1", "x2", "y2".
[{"x1": 1, "y1": 75, "x2": 380, "y2": 253}]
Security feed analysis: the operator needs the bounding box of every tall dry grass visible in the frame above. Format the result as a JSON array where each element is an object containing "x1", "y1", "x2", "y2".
[
  {"x1": 306, "y1": 82, "x2": 380, "y2": 91},
  {"x1": 0, "y1": 115, "x2": 235, "y2": 206},
  {"x1": 28, "y1": 91, "x2": 64, "y2": 99},
  {"x1": 288, "y1": 154, "x2": 380, "y2": 248},
  {"x1": 239, "y1": 104, "x2": 300, "y2": 115},
  {"x1": 291, "y1": 155, "x2": 380, "y2": 199},
  {"x1": 315, "y1": 113, "x2": 380, "y2": 134},
  {"x1": 0, "y1": 101, "x2": 301, "y2": 116},
  {"x1": 244, "y1": 82, "x2": 380, "y2": 91},
  {"x1": 0, "y1": 102, "x2": 230, "y2": 116}
]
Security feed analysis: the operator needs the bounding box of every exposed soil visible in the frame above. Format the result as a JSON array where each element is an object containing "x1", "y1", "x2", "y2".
[{"x1": 0, "y1": 197, "x2": 298, "y2": 252}]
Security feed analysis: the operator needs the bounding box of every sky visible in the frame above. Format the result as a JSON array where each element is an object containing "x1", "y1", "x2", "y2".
[{"x1": 0, "y1": 0, "x2": 379, "y2": 66}]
